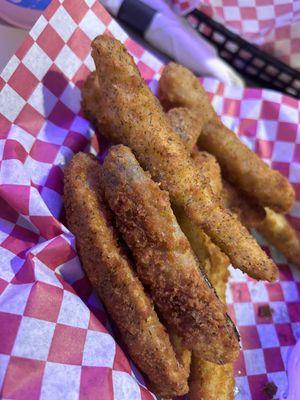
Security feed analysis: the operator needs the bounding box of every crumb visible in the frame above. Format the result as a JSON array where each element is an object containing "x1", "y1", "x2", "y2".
[
  {"x1": 263, "y1": 382, "x2": 278, "y2": 399},
  {"x1": 258, "y1": 305, "x2": 273, "y2": 318}
]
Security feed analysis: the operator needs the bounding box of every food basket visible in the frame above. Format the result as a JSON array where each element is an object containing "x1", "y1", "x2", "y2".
[
  {"x1": 187, "y1": 9, "x2": 300, "y2": 98},
  {"x1": 0, "y1": 1, "x2": 299, "y2": 399}
]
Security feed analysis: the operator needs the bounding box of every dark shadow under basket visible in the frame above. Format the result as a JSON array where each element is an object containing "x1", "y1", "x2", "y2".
[{"x1": 188, "y1": 9, "x2": 300, "y2": 98}]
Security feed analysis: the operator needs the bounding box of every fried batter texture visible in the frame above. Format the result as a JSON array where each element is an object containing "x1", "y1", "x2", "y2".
[
  {"x1": 64, "y1": 152, "x2": 189, "y2": 398},
  {"x1": 167, "y1": 105, "x2": 266, "y2": 229},
  {"x1": 186, "y1": 225, "x2": 234, "y2": 400},
  {"x1": 101, "y1": 144, "x2": 240, "y2": 364},
  {"x1": 189, "y1": 355, "x2": 234, "y2": 400},
  {"x1": 175, "y1": 207, "x2": 234, "y2": 400},
  {"x1": 167, "y1": 107, "x2": 235, "y2": 396},
  {"x1": 167, "y1": 101, "x2": 298, "y2": 267},
  {"x1": 159, "y1": 62, "x2": 295, "y2": 213},
  {"x1": 86, "y1": 35, "x2": 278, "y2": 282},
  {"x1": 258, "y1": 208, "x2": 300, "y2": 268},
  {"x1": 166, "y1": 107, "x2": 202, "y2": 153},
  {"x1": 221, "y1": 180, "x2": 266, "y2": 229}
]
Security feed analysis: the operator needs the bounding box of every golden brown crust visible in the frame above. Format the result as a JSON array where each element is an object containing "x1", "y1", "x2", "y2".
[
  {"x1": 191, "y1": 253, "x2": 234, "y2": 400},
  {"x1": 166, "y1": 103, "x2": 266, "y2": 228},
  {"x1": 174, "y1": 206, "x2": 230, "y2": 298},
  {"x1": 200, "y1": 120, "x2": 295, "y2": 213},
  {"x1": 258, "y1": 208, "x2": 300, "y2": 268},
  {"x1": 221, "y1": 179, "x2": 266, "y2": 229},
  {"x1": 174, "y1": 207, "x2": 234, "y2": 400},
  {"x1": 192, "y1": 150, "x2": 223, "y2": 198},
  {"x1": 166, "y1": 107, "x2": 203, "y2": 153},
  {"x1": 159, "y1": 62, "x2": 295, "y2": 213},
  {"x1": 189, "y1": 356, "x2": 234, "y2": 400},
  {"x1": 159, "y1": 62, "x2": 215, "y2": 125},
  {"x1": 166, "y1": 107, "x2": 234, "y2": 394},
  {"x1": 87, "y1": 35, "x2": 278, "y2": 281},
  {"x1": 64, "y1": 152, "x2": 189, "y2": 398},
  {"x1": 166, "y1": 107, "x2": 222, "y2": 197},
  {"x1": 101, "y1": 145, "x2": 240, "y2": 364}
]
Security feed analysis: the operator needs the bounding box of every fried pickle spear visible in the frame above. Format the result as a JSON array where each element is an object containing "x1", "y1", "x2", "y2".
[
  {"x1": 167, "y1": 108, "x2": 222, "y2": 197},
  {"x1": 168, "y1": 109, "x2": 235, "y2": 395},
  {"x1": 221, "y1": 180, "x2": 266, "y2": 229},
  {"x1": 86, "y1": 35, "x2": 278, "y2": 282},
  {"x1": 64, "y1": 152, "x2": 189, "y2": 397},
  {"x1": 258, "y1": 208, "x2": 300, "y2": 268},
  {"x1": 167, "y1": 107, "x2": 266, "y2": 230},
  {"x1": 159, "y1": 62, "x2": 295, "y2": 213},
  {"x1": 189, "y1": 248, "x2": 234, "y2": 400},
  {"x1": 189, "y1": 353, "x2": 234, "y2": 400},
  {"x1": 174, "y1": 208, "x2": 235, "y2": 400},
  {"x1": 166, "y1": 107, "x2": 202, "y2": 153},
  {"x1": 101, "y1": 144, "x2": 240, "y2": 364},
  {"x1": 167, "y1": 108, "x2": 235, "y2": 397}
]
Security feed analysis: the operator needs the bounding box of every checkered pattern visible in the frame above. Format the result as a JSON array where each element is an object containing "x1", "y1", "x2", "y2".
[
  {"x1": 0, "y1": 1, "x2": 299, "y2": 399},
  {"x1": 170, "y1": 0, "x2": 300, "y2": 72}
]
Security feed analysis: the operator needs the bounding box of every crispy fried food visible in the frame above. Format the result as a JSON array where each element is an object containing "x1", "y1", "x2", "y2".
[
  {"x1": 258, "y1": 208, "x2": 300, "y2": 268},
  {"x1": 159, "y1": 62, "x2": 295, "y2": 213},
  {"x1": 86, "y1": 35, "x2": 278, "y2": 282},
  {"x1": 101, "y1": 144, "x2": 240, "y2": 364},
  {"x1": 167, "y1": 107, "x2": 222, "y2": 197},
  {"x1": 159, "y1": 64, "x2": 215, "y2": 124},
  {"x1": 175, "y1": 207, "x2": 234, "y2": 400},
  {"x1": 221, "y1": 180, "x2": 266, "y2": 229},
  {"x1": 167, "y1": 106, "x2": 265, "y2": 228},
  {"x1": 174, "y1": 206, "x2": 229, "y2": 292},
  {"x1": 169, "y1": 332, "x2": 192, "y2": 373},
  {"x1": 183, "y1": 218, "x2": 234, "y2": 400},
  {"x1": 190, "y1": 242, "x2": 234, "y2": 400},
  {"x1": 167, "y1": 107, "x2": 235, "y2": 397},
  {"x1": 166, "y1": 107, "x2": 202, "y2": 153},
  {"x1": 64, "y1": 152, "x2": 189, "y2": 398},
  {"x1": 191, "y1": 151, "x2": 222, "y2": 198},
  {"x1": 167, "y1": 106, "x2": 298, "y2": 265},
  {"x1": 189, "y1": 356, "x2": 234, "y2": 400}
]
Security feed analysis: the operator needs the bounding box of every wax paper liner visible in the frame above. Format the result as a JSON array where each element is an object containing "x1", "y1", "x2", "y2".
[
  {"x1": 169, "y1": 0, "x2": 300, "y2": 72},
  {"x1": 0, "y1": 1, "x2": 299, "y2": 399}
]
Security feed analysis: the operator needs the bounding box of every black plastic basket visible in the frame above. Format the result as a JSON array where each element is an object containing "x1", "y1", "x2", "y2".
[{"x1": 188, "y1": 9, "x2": 300, "y2": 98}]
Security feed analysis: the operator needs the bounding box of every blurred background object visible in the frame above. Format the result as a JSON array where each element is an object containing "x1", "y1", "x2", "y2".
[
  {"x1": 0, "y1": 0, "x2": 51, "y2": 71},
  {"x1": 0, "y1": 18, "x2": 28, "y2": 71},
  {"x1": 187, "y1": 9, "x2": 300, "y2": 98},
  {"x1": 101, "y1": 0, "x2": 244, "y2": 86},
  {"x1": 0, "y1": 0, "x2": 51, "y2": 29}
]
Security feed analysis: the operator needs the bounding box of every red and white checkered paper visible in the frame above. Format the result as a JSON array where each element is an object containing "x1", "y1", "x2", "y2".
[
  {"x1": 0, "y1": 1, "x2": 299, "y2": 399},
  {"x1": 170, "y1": 0, "x2": 300, "y2": 72}
]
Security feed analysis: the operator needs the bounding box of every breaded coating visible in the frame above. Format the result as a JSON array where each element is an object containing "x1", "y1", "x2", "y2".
[
  {"x1": 158, "y1": 62, "x2": 295, "y2": 213},
  {"x1": 64, "y1": 152, "x2": 188, "y2": 398},
  {"x1": 192, "y1": 151, "x2": 222, "y2": 198},
  {"x1": 169, "y1": 332, "x2": 191, "y2": 373},
  {"x1": 189, "y1": 356, "x2": 234, "y2": 400},
  {"x1": 200, "y1": 120, "x2": 295, "y2": 213},
  {"x1": 258, "y1": 208, "x2": 300, "y2": 268},
  {"x1": 167, "y1": 107, "x2": 234, "y2": 396},
  {"x1": 221, "y1": 180, "x2": 266, "y2": 229},
  {"x1": 101, "y1": 144, "x2": 240, "y2": 364},
  {"x1": 166, "y1": 104, "x2": 266, "y2": 229},
  {"x1": 174, "y1": 207, "x2": 234, "y2": 400},
  {"x1": 174, "y1": 206, "x2": 229, "y2": 290},
  {"x1": 159, "y1": 63, "x2": 215, "y2": 125},
  {"x1": 190, "y1": 239, "x2": 234, "y2": 400},
  {"x1": 166, "y1": 107, "x2": 202, "y2": 153},
  {"x1": 87, "y1": 35, "x2": 278, "y2": 282},
  {"x1": 167, "y1": 107, "x2": 222, "y2": 197}
]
